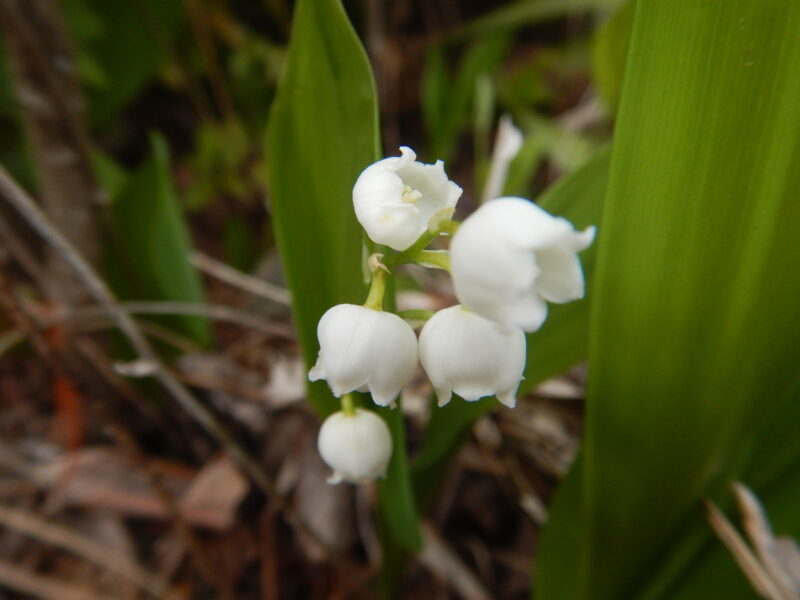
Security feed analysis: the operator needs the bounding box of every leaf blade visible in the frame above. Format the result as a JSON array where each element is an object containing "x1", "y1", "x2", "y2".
[
  {"x1": 266, "y1": 0, "x2": 378, "y2": 416},
  {"x1": 545, "y1": 2, "x2": 800, "y2": 599},
  {"x1": 107, "y1": 135, "x2": 210, "y2": 346},
  {"x1": 265, "y1": 0, "x2": 421, "y2": 558}
]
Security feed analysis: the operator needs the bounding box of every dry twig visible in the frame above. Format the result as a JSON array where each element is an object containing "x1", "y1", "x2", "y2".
[
  {"x1": 419, "y1": 522, "x2": 491, "y2": 600},
  {"x1": 190, "y1": 250, "x2": 291, "y2": 305},
  {"x1": 705, "y1": 483, "x2": 800, "y2": 600},
  {"x1": 63, "y1": 301, "x2": 294, "y2": 338},
  {"x1": 0, "y1": 559, "x2": 110, "y2": 600},
  {"x1": 0, "y1": 0, "x2": 101, "y2": 303},
  {"x1": 0, "y1": 504, "x2": 171, "y2": 598}
]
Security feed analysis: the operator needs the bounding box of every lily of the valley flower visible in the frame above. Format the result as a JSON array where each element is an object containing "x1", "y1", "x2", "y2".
[
  {"x1": 309, "y1": 304, "x2": 418, "y2": 407},
  {"x1": 450, "y1": 197, "x2": 595, "y2": 332},
  {"x1": 317, "y1": 409, "x2": 392, "y2": 484},
  {"x1": 353, "y1": 146, "x2": 462, "y2": 251},
  {"x1": 418, "y1": 305, "x2": 526, "y2": 408}
]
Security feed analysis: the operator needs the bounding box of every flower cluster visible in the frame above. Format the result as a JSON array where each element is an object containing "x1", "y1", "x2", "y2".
[{"x1": 312, "y1": 147, "x2": 595, "y2": 484}]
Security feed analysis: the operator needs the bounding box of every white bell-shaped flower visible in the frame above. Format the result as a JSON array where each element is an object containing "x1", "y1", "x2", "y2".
[
  {"x1": 419, "y1": 305, "x2": 526, "y2": 408},
  {"x1": 309, "y1": 304, "x2": 418, "y2": 407},
  {"x1": 451, "y1": 197, "x2": 595, "y2": 332},
  {"x1": 353, "y1": 146, "x2": 462, "y2": 251},
  {"x1": 318, "y1": 408, "x2": 392, "y2": 484}
]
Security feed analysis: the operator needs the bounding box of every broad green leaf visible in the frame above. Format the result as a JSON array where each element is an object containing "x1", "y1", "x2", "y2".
[
  {"x1": 522, "y1": 149, "x2": 607, "y2": 389},
  {"x1": 537, "y1": 392, "x2": 800, "y2": 600},
  {"x1": 266, "y1": 0, "x2": 378, "y2": 416},
  {"x1": 640, "y1": 380, "x2": 800, "y2": 600},
  {"x1": 667, "y1": 488, "x2": 800, "y2": 600},
  {"x1": 591, "y1": 0, "x2": 633, "y2": 113},
  {"x1": 533, "y1": 453, "x2": 584, "y2": 597},
  {"x1": 741, "y1": 383, "x2": 800, "y2": 493},
  {"x1": 265, "y1": 0, "x2": 421, "y2": 558},
  {"x1": 107, "y1": 136, "x2": 210, "y2": 346},
  {"x1": 664, "y1": 467, "x2": 800, "y2": 600},
  {"x1": 536, "y1": 2, "x2": 800, "y2": 598},
  {"x1": 412, "y1": 148, "x2": 610, "y2": 508}
]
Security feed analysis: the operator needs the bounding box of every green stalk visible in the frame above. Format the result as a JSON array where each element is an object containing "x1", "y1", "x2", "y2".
[
  {"x1": 363, "y1": 266, "x2": 387, "y2": 311},
  {"x1": 340, "y1": 393, "x2": 355, "y2": 416}
]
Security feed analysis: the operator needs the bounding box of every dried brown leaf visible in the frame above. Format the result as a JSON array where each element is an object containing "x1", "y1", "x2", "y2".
[{"x1": 179, "y1": 456, "x2": 249, "y2": 531}]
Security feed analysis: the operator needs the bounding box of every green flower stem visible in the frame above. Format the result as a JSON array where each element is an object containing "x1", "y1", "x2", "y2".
[
  {"x1": 341, "y1": 393, "x2": 356, "y2": 416},
  {"x1": 437, "y1": 218, "x2": 460, "y2": 236},
  {"x1": 397, "y1": 309, "x2": 435, "y2": 321},
  {"x1": 386, "y1": 231, "x2": 437, "y2": 267},
  {"x1": 363, "y1": 265, "x2": 387, "y2": 310},
  {"x1": 384, "y1": 219, "x2": 461, "y2": 268},
  {"x1": 414, "y1": 250, "x2": 451, "y2": 271}
]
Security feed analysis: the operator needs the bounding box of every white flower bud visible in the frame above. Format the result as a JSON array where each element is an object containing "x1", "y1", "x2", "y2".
[
  {"x1": 353, "y1": 146, "x2": 462, "y2": 251},
  {"x1": 419, "y1": 305, "x2": 526, "y2": 408},
  {"x1": 318, "y1": 409, "x2": 392, "y2": 484},
  {"x1": 451, "y1": 197, "x2": 595, "y2": 332},
  {"x1": 309, "y1": 304, "x2": 418, "y2": 407}
]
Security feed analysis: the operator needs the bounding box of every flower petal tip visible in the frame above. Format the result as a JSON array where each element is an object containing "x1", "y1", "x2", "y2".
[
  {"x1": 370, "y1": 392, "x2": 397, "y2": 408},
  {"x1": 497, "y1": 391, "x2": 518, "y2": 408},
  {"x1": 398, "y1": 146, "x2": 416, "y2": 162},
  {"x1": 308, "y1": 363, "x2": 325, "y2": 382}
]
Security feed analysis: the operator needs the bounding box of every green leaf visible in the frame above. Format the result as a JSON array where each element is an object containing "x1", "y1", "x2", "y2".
[
  {"x1": 640, "y1": 380, "x2": 800, "y2": 600},
  {"x1": 265, "y1": 0, "x2": 421, "y2": 559},
  {"x1": 667, "y1": 474, "x2": 800, "y2": 600},
  {"x1": 377, "y1": 403, "x2": 423, "y2": 567},
  {"x1": 266, "y1": 0, "x2": 378, "y2": 414},
  {"x1": 536, "y1": 2, "x2": 800, "y2": 598},
  {"x1": 422, "y1": 37, "x2": 510, "y2": 163},
  {"x1": 107, "y1": 136, "x2": 210, "y2": 346},
  {"x1": 502, "y1": 134, "x2": 545, "y2": 198},
  {"x1": 520, "y1": 148, "x2": 608, "y2": 390},
  {"x1": 448, "y1": 0, "x2": 625, "y2": 42},
  {"x1": 591, "y1": 0, "x2": 634, "y2": 113},
  {"x1": 91, "y1": 150, "x2": 127, "y2": 198},
  {"x1": 412, "y1": 148, "x2": 610, "y2": 508},
  {"x1": 64, "y1": 0, "x2": 185, "y2": 126},
  {"x1": 533, "y1": 453, "x2": 584, "y2": 598}
]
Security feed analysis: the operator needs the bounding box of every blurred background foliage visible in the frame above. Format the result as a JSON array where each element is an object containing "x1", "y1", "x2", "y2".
[
  {"x1": 0, "y1": 0, "x2": 621, "y2": 391},
  {"x1": 0, "y1": 0, "x2": 620, "y2": 219}
]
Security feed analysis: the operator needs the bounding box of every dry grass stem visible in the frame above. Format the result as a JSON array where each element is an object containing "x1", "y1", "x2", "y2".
[
  {"x1": 0, "y1": 504, "x2": 172, "y2": 598},
  {"x1": 706, "y1": 484, "x2": 800, "y2": 600},
  {"x1": 705, "y1": 498, "x2": 784, "y2": 599},
  {"x1": 419, "y1": 522, "x2": 491, "y2": 600},
  {"x1": 734, "y1": 484, "x2": 800, "y2": 599},
  {"x1": 0, "y1": 559, "x2": 110, "y2": 600},
  {"x1": 190, "y1": 250, "x2": 291, "y2": 305}
]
